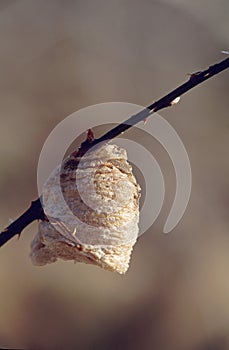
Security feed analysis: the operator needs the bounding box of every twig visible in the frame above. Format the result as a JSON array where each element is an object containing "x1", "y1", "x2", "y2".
[
  {"x1": 1, "y1": 57, "x2": 229, "y2": 248},
  {"x1": 0, "y1": 199, "x2": 46, "y2": 247}
]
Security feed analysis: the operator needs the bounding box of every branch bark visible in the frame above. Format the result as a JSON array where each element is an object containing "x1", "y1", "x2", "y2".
[{"x1": 1, "y1": 57, "x2": 229, "y2": 248}]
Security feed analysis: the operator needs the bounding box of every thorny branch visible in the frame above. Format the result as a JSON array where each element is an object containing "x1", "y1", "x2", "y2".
[{"x1": 0, "y1": 57, "x2": 229, "y2": 248}]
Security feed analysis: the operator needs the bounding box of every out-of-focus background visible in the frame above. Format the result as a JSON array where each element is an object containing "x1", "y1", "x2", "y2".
[{"x1": 0, "y1": 1, "x2": 228, "y2": 349}]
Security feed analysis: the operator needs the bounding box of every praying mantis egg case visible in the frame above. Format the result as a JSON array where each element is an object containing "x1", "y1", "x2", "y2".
[{"x1": 30, "y1": 143, "x2": 141, "y2": 274}]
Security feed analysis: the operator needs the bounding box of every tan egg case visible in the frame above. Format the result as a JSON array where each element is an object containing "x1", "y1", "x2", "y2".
[{"x1": 31, "y1": 144, "x2": 140, "y2": 274}]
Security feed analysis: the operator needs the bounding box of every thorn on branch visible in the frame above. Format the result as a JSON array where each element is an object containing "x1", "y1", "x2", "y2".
[
  {"x1": 188, "y1": 71, "x2": 202, "y2": 79},
  {"x1": 86, "y1": 128, "x2": 95, "y2": 142},
  {"x1": 170, "y1": 96, "x2": 181, "y2": 106}
]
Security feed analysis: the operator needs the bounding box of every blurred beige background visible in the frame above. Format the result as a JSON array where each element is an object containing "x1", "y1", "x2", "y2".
[{"x1": 0, "y1": 1, "x2": 229, "y2": 349}]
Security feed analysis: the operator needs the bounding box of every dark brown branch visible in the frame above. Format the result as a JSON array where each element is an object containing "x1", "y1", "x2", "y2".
[
  {"x1": 0, "y1": 199, "x2": 46, "y2": 247},
  {"x1": 92, "y1": 57, "x2": 229, "y2": 142},
  {"x1": 1, "y1": 57, "x2": 229, "y2": 248}
]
